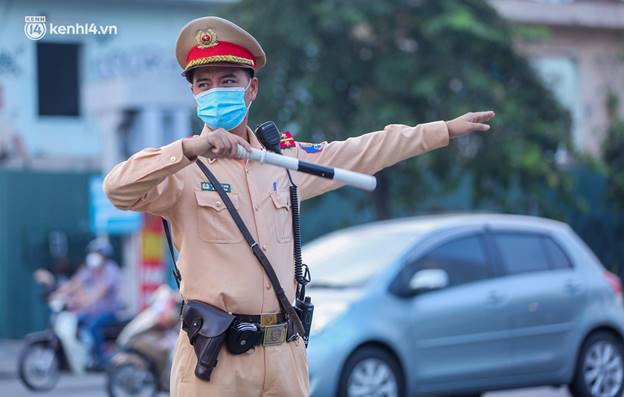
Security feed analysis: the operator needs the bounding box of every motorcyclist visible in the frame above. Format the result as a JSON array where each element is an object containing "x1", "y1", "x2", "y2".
[
  {"x1": 52, "y1": 237, "x2": 121, "y2": 369},
  {"x1": 34, "y1": 256, "x2": 74, "y2": 297}
]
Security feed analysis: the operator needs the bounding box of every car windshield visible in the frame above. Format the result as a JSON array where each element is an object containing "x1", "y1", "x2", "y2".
[{"x1": 303, "y1": 231, "x2": 417, "y2": 288}]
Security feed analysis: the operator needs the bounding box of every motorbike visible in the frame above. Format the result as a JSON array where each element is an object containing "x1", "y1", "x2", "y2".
[
  {"x1": 18, "y1": 295, "x2": 128, "y2": 392},
  {"x1": 107, "y1": 285, "x2": 180, "y2": 397}
]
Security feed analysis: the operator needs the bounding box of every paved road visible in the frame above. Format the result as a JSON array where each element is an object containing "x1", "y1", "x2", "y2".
[
  {"x1": 0, "y1": 372, "x2": 574, "y2": 397},
  {"x1": 0, "y1": 340, "x2": 580, "y2": 397},
  {"x1": 0, "y1": 376, "x2": 574, "y2": 397}
]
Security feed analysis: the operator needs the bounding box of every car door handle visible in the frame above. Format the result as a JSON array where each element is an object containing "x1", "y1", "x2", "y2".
[
  {"x1": 486, "y1": 291, "x2": 504, "y2": 305},
  {"x1": 565, "y1": 280, "x2": 582, "y2": 294}
]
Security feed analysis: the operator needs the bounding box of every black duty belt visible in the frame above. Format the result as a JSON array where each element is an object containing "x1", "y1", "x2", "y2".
[
  {"x1": 233, "y1": 312, "x2": 287, "y2": 326},
  {"x1": 227, "y1": 313, "x2": 296, "y2": 349}
]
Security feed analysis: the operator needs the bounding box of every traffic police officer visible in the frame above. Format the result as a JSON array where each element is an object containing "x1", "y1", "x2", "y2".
[{"x1": 103, "y1": 16, "x2": 494, "y2": 397}]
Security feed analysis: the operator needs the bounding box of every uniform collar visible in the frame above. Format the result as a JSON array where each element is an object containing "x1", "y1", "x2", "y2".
[
  {"x1": 206, "y1": 125, "x2": 262, "y2": 164},
  {"x1": 247, "y1": 126, "x2": 264, "y2": 150}
]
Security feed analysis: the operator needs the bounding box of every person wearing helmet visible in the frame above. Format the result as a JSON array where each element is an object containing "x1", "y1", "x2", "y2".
[{"x1": 52, "y1": 237, "x2": 121, "y2": 369}]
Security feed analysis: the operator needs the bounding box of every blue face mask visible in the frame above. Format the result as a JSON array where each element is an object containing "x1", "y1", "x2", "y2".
[{"x1": 194, "y1": 80, "x2": 252, "y2": 131}]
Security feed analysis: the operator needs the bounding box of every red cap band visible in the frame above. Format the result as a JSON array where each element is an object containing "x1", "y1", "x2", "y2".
[{"x1": 185, "y1": 41, "x2": 256, "y2": 70}]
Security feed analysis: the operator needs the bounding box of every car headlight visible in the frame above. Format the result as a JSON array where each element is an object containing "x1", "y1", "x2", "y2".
[{"x1": 310, "y1": 301, "x2": 349, "y2": 336}]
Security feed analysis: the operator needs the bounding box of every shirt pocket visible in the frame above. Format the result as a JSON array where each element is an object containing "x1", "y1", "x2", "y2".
[
  {"x1": 270, "y1": 190, "x2": 292, "y2": 244},
  {"x1": 194, "y1": 191, "x2": 243, "y2": 244}
]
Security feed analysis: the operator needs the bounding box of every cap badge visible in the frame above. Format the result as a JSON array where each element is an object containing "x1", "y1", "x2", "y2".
[{"x1": 196, "y1": 28, "x2": 218, "y2": 48}]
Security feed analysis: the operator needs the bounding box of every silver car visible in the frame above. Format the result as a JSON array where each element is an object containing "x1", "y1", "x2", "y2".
[{"x1": 305, "y1": 214, "x2": 624, "y2": 397}]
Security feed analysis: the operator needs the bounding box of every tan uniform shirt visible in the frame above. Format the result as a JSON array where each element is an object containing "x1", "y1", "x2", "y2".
[{"x1": 103, "y1": 121, "x2": 449, "y2": 315}]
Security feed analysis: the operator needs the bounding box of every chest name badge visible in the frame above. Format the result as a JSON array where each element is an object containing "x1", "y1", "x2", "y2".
[{"x1": 201, "y1": 182, "x2": 231, "y2": 193}]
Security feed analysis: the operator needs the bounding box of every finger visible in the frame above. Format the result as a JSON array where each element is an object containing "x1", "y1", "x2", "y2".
[
  {"x1": 210, "y1": 134, "x2": 228, "y2": 157},
  {"x1": 470, "y1": 122, "x2": 491, "y2": 132},
  {"x1": 217, "y1": 140, "x2": 231, "y2": 158},
  {"x1": 208, "y1": 135, "x2": 221, "y2": 155},
  {"x1": 200, "y1": 124, "x2": 212, "y2": 137},
  {"x1": 223, "y1": 133, "x2": 238, "y2": 158},
  {"x1": 226, "y1": 135, "x2": 243, "y2": 158},
  {"x1": 471, "y1": 111, "x2": 495, "y2": 123},
  {"x1": 222, "y1": 135, "x2": 246, "y2": 158},
  {"x1": 228, "y1": 137, "x2": 238, "y2": 158},
  {"x1": 232, "y1": 135, "x2": 252, "y2": 153}
]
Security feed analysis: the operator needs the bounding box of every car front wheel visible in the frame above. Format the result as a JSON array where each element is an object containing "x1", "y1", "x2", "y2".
[
  {"x1": 570, "y1": 331, "x2": 624, "y2": 397},
  {"x1": 338, "y1": 346, "x2": 405, "y2": 397}
]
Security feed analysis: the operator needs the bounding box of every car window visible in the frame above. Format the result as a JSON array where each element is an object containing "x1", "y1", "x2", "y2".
[
  {"x1": 494, "y1": 233, "x2": 550, "y2": 275},
  {"x1": 305, "y1": 232, "x2": 418, "y2": 288},
  {"x1": 542, "y1": 237, "x2": 572, "y2": 270},
  {"x1": 413, "y1": 235, "x2": 490, "y2": 287}
]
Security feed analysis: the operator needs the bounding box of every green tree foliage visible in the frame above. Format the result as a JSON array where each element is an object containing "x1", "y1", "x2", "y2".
[
  {"x1": 224, "y1": 0, "x2": 571, "y2": 219},
  {"x1": 604, "y1": 93, "x2": 624, "y2": 212}
]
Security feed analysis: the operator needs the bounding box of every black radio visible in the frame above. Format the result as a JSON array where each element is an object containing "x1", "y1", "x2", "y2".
[{"x1": 295, "y1": 297, "x2": 314, "y2": 347}]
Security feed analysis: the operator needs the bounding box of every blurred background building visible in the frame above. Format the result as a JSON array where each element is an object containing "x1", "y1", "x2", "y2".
[
  {"x1": 0, "y1": 0, "x2": 623, "y2": 338},
  {"x1": 490, "y1": 0, "x2": 624, "y2": 156},
  {"x1": 0, "y1": 0, "x2": 221, "y2": 338}
]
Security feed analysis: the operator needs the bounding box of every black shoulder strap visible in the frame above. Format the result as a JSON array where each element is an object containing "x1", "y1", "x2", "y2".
[
  {"x1": 195, "y1": 159, "x2": 305, "y2": 337},
  {"x1": 162, "y1": 218, "x2": 181, "y2": 289}
]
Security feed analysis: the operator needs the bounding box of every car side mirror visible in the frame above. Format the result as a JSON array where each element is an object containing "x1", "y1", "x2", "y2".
[{"x1": 408, "y1": 269, "x2": 449, "y2": 294}]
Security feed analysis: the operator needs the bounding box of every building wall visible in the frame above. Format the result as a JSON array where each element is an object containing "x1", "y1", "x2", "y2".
[
  {"x1": 518, "y1": 26, "x2": 624, "y2": 156},
  {"x1": 0, "y1": 1, "x2": 221, "y2": 334},
  {"x1": 0, "y1": 0, "x2": 215, "y2": 169},
  {"x1": 0, "y1": 169, "x2": 96, "y2": 338},
  {"x1": 490, "y1": 0, "x2": 624, "y2": 157}
]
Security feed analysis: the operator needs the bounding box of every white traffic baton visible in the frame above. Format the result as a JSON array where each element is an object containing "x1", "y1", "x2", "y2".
[{"x1": 236, "y1": 146, "x2": 377, "y2": 191}]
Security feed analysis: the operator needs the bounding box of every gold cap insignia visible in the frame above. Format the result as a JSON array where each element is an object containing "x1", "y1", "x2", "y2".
[{"x1": 195, "y1": 28, "x2": 218, "y2": 48}]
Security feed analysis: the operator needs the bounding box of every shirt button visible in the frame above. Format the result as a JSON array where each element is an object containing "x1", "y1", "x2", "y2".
[
  {"x1": 266, "y1": 284, "x2": 271, "y2": 290},
  {"x1": 254, "y1": 206, "x2": 259, "y2": 212},
  {"x1": 216, "y1": 201, "x2": 222, "y2": 206},
  {"x1": 170, "y1": 155, "x2": 177, "y2": 162},
  {"x1": 262, "y1": 245, "x2": 267, "y2": 252}
]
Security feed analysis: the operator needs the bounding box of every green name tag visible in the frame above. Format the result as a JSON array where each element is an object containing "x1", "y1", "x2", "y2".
[{"x1": 201, "y1": 182, "x2": 231, "y2": 193}]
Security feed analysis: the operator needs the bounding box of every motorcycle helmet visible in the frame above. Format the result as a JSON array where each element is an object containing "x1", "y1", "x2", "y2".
[{"x1": 86, "y1": 237, "x2": 114, "y2": 258}]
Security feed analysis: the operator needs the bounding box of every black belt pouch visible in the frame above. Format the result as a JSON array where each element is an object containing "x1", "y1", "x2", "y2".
[{"x1": 181, "y1": 300, "x2": 235, "y2": 381}]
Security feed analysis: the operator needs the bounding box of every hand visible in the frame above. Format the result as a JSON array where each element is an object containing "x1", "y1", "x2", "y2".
[
  {"x1": 34, "y1": 269, "x2": 55, "y2": 287},
  {"x1": 182, "y1": 125, "x2": 252, "y2": 160},
  {"x1": 49, "y1": 291, "x2": 63, "y2": 302},
  {"x1": 446, "y1": 111, "x2": 495, "y2": 139},
  {"x1": 73, "y1": 290, "x2": 89, "y2": 306}
]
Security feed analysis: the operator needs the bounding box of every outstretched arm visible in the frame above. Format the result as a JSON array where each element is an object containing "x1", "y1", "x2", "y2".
[{"x1": 292, "y1": 111, "x2": 495, "y2": 200}]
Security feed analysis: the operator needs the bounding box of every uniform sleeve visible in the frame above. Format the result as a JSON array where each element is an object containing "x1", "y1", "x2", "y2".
[
  {"x1": 292, "y1": 121, "x2": 449, "y2": 200},
  {"x1": 102, "y1": 139, "x2": 193, "y2": 216}
]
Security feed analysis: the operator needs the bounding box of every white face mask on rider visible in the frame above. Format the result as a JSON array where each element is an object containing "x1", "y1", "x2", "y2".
[{"x1": 86, "y1": 253, "x2": 104, "y2": 269}]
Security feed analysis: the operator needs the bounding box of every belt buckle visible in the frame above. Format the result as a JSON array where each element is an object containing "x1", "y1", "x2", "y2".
[
  {"x1": 260, "y1": 313, "x2": 278, "y2": 326},
  {"x1": 263, "y1": 323, "x2": 287, "y2": 346}
]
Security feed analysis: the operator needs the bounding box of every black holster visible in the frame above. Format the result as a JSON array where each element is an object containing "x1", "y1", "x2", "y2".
[{"x1": 181, "y1": 300, "x2": 235, "y2": 382}]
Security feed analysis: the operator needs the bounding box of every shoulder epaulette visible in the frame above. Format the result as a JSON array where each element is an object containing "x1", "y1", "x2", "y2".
[{"x1": 279, "y1": 131, "x2": 296, "y2": 149}]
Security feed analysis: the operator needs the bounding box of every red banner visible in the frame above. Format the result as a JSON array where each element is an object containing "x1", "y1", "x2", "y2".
[{"x1": 139, "y1": 213, "x2": 165, "y2": 309}]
